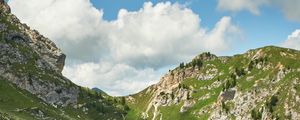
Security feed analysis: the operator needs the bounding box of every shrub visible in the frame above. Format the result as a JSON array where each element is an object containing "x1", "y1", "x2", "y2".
[
  {"x1": 159, "y1": 92, "x2": 165, "y2": 96},
  {"x1": 221, "y1": 101, "x2": 229, "y2": 113},
  {"x1": 265, "y1": 95, "x2": 278, "y2": 113},
  {"x1": 235, "y1": 68, "x2": 245, "y2": 77},
  {"x1": 179, "y1": 62, "x2": 185, "y2": 69},
  {"x1": 121, "y1": 97, "x2": 126, "y2": 105},
  {"x1": 223, "y1": 79, "x2": 236, "y2": 91},
  {"x1": 248, "y1": 61, "x2": 254, "y2": 71},
  {"x1": 251, "y1": 109, "x2": 262, "y2": 120},
  {"x1": 191, "y1": 59, "x2": 203, "y2": 69}
]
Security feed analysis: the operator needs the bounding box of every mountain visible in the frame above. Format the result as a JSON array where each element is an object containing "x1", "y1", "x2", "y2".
[
  {"x1": 0, "y1": 1, "x2": 127, "y2": 119},
  {"x1": 2, "y1": 1, "x2": 300, "y2": 120},
  {"x1": 126, "y1": 46, "x2": 300, "y2": 120}
]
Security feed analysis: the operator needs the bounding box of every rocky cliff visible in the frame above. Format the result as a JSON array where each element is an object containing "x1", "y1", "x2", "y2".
[
  {"x1": 0, "y1": 0, "x2": 76, "y2": 107},
  {"x1": 0, "y1": 2, "x2": 127, "y2": 119},
  {"x1": 126, "y1": 46, "x2": 300, "y2": 120}
]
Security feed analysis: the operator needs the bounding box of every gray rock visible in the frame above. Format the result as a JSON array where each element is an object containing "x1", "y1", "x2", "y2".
[
  {"x1": 0, "y1": 4, "x2": 79, "y2": 107},
  {"x1": 180, "y1": 100, "x2": 195, "y2": 113},
  {"x1": 220, "y1": 89, "x2": 236, "y2": 102}
]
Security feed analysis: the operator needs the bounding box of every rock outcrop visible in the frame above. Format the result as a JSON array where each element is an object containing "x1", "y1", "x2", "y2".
[
  {"x1": 0, "y1": 1, "x2": 76, "y2": 107},
  {"x1": 128, "y1": 46, "x2": 300, "y2": 120},
  {"x1": 0, "y1": 2, "x2": 128, "y2": 119}
]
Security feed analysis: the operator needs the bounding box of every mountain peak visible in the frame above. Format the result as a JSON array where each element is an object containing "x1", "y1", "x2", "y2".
[
  {"x1": 1, "y1": 3, "x2": 66, "y2": 72},
  {"x1": 192, "y1": 52, "x2": 217, "y2": 61},
  {"x1": 0, "y1": 0, "x2": 10, "y2": 13}
]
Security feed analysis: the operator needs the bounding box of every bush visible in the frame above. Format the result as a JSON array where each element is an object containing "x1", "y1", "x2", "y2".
[
  {"x1": 179, "y1": 84, "x2": 189, "y2": 89},
  {"x1": 270, "y1": 96, "x2": 278, "y2": 106},
  {"x1": 179, "y1": 62, "x2": 185, "y2": 69},
  {"x1": 248, "y1": 61, "x2": 254, "y2": 71},
  {"x1": 121, "y1": 97, "x2": 126, "y2": 105},
  {"x1": 124, "y1": 105, "x2": 130, "y2": 111},
  {"x1": 159, "y1": 92, "x2": 165, "y2": 96},
  {"x1": 221, "y1": 101, "x2": 229, "y2": 113},
  {"x1": 191, "y1": 59, "x2": 203, "y2": 69},
  {"x1": 265, "y1": 95, "x2": 278, "y2": 113},
  {"x1": 235, "y1": 68, "x2": 245, "y2": 77},
  {"x1": 251, "y1": 109, "x2": 262, "y2": 120},
  {"x1": 223, "y1": 79, "x2": 236, "y2": 91},
  {"x1": 230, "y1": 73, "x2": 236, "y2": 80}
]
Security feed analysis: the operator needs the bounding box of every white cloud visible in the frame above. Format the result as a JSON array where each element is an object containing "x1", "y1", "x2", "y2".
[
  {"x1": 217, "y1": 0, "x2": 300, "y2": 22},
  {"x1": 282, "y1": 29, "x2": 300, "y2": 50},
  {"x1": 107, "y1": 2, "x2": 206, "y2": 68},
  {"x1": 63, "y1": 62, "x2": 161, "y2": 96},
  {"x1": 278, "y1": 0, "x2": 300, "y2": 22},
  {"x1": 9, "y1": 0, "x2": 241, "y2": 96},
  {"x1": 217, "y1": 0, "x2": 269, "y2": 15},
  {"x1": 107, "y1": 2, "x2": 241, "y2": 69},
  {"x1": 203, "y1": 16, "x2": 241, "y2": 51}
]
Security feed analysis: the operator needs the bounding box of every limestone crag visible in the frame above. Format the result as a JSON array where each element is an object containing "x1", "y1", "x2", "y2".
[
  {"x1": 1, "y1": 1, "x2": 65, "y2": 72},
  {"x1": 139, "y1": 53, "x2": 219, "y2": 120},
  {"x1": 128, "y1": 46, "x2": 300, "y2": 120},
  {"x1": 0, "y1": 2, "x2": 78, "y2": 107}
]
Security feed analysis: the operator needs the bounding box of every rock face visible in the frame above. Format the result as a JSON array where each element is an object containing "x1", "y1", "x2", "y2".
[
  {"x1": 0, "y1": 1, "x2": 76, "y2": 107},
  {"x1": 2, "y1": 14, "x2": 65, "y2": 72},
  {"x1": 127, "y1": 46, "x2": 300, "y2": 120},
  {"x1": 220, "y1": 89, "x2": 236, "y2": 102},
  {"x1": 0, "y1": 0, "x2": 9, "y2": 12},
  {"x1": 180, "y1": 100, "x2": 195, "y2": 113},
  {"x1": 1, "y1": 3, "x2": 127, "y2": 119}
]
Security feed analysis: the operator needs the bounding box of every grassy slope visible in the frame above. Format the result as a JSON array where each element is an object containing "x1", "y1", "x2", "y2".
[
  {"x1": 0, "y1": 78, "x2": 68, "y2": 119},
  {"x1": 126, "y1": 87, "x2": 154, "y2": 120},
  {"x1": 0, "y1": 77, "x2": 127, "y2": 120},
  {"x1": 127, "y1": 46, "x2": 300, "y2": 120}
]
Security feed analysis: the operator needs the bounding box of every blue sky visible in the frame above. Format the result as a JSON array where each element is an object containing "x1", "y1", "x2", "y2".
[
  {"x1": 91, "y1": 0, "x2": 300, "y2": 55},
  {"x1": 8, "y1": 0, "x2": 300, "y2": 96}
]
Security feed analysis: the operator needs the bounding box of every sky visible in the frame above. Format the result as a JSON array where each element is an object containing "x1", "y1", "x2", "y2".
[{"x1": 7, "y1": 0, "x2": 300, "y2": 96}]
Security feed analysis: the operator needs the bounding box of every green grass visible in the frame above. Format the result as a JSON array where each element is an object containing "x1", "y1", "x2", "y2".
[
  {"x1": 126, "y1": 87, "x2": 154, "y2": 120},
  {"x1": 158, "y1": 78, "x2": 222, "y2": 119},
  {"x1": 75, "y1": 87, "x2": 127, "y2": 120},
  {"x1": 159, "y1": 103, "x2": 198, "y2": 120},
  {"x1": 0, "y1": 13, "x2": 20, "y2": 32},
  {"x1": 0, "y1": 78, "x2": 127, "y2": 120},
  {"x1": 0, "y1": 78, "x2": 68, "y2": 119}
]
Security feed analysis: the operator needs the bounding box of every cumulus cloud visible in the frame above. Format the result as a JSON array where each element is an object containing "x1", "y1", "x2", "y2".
[
  {"x1": 9, "y1": 0, "x2": 241, "y2": 96},
  {"x1": 217, "y1": 0, "x2": 300, "y2": 22},
  {"x1": 107, "y1": 2, "x2": 205, "y2": 69},
  {"x1": 63, "y1": 62, "x2": 161, "y2": 96},
  {"x1": 203, "y1": 16, "x2": 241, "y2": 51},
  {"x1": 282, "y1": 29, "x2": 300, "y2": 50}
]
